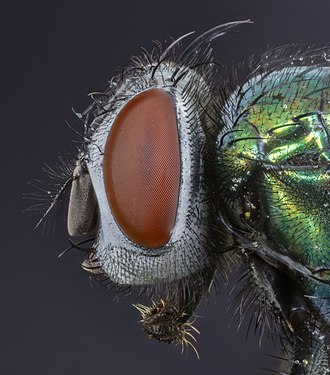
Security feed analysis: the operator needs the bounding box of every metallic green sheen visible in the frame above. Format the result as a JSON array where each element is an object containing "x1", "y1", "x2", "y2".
[{"x1": 218, "y1": 66, "x2": 330, "y2": 319}]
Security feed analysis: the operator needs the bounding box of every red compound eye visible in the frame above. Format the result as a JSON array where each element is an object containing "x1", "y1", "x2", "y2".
[{"x1": 103, "y1": 88, "x2": 181, "y2": 248}]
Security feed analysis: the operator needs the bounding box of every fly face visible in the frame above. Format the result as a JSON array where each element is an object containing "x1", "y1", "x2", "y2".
[
  {"x1": 46, "y1": 22, "x2": 256, "y2": 299},
  {"x1": 77, "y1": 23, "x2": 246, "y2": 286},
  {"x1": 56, "y1": 23, "x2": 249, "y2": 358},
  {"x1": 85, "y1": 72, "x2": 216, "y2": 285}
]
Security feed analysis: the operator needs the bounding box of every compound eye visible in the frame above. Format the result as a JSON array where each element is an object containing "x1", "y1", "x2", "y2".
[{"x1": 103, "y1": 88, "x2": 181, "y2": 248}]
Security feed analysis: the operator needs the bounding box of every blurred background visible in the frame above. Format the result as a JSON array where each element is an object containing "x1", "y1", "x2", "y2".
[{"x1": 2, "y1": 0, "x2": 330, "y2": 374}]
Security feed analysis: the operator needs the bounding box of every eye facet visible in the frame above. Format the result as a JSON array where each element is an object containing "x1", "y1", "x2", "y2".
[
  {"x1": 103, "y1": 88, "x2": 180, "y2": 248},
  {"x1": 80, "y1": 23, "x2": 246, "y2": 285}
]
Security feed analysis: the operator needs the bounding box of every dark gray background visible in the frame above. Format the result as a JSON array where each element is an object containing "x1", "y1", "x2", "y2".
[{"x1": 2, "y1": 1, "x2": 329, "y2": 374}]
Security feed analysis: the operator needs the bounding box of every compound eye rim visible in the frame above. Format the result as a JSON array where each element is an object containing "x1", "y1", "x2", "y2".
[{"x1": 103, "y1": 88, "x2": 181, "y2": 249}]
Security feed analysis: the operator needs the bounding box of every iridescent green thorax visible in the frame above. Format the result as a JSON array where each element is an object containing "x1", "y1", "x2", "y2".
[{"x1": 218, "y1": 65, "x2": 330, "y2": 319}]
